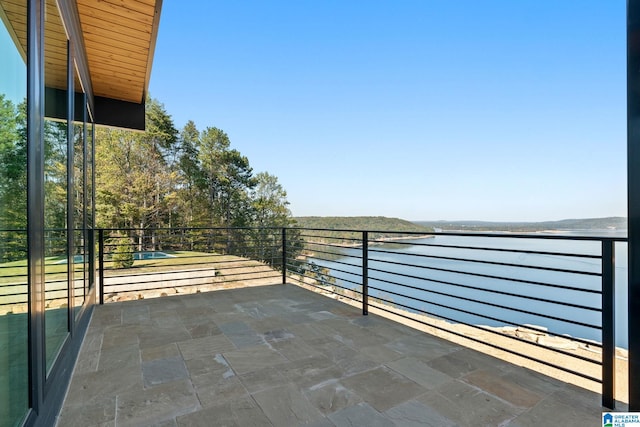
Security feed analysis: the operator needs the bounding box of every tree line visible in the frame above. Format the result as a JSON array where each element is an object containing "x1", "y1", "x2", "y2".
[
  {"x1": 96, "y1": 98, "x2": 300, "y2": 266},
  {"x1": 0, "y1": 94, "x2": 298, "y2": 263},
  {"x1": 96, "y1": 97, "x2": 293, "y2": 232},
  {"x1": 294, "y1": 216, "x2": 433, "y2": 245}
]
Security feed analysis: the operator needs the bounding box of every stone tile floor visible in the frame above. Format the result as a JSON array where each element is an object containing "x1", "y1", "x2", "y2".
[{"x1": 57, "y1": 284, "x2": 611, "y2": 426}]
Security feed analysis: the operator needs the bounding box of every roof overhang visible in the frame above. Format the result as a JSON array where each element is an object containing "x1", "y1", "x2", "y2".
[
  {"x1": 0, "y1": 0, "x2": 162, "y2": 130},
  {"x1": 77, "y1": 0, "x2": 162, "y2": 130}
]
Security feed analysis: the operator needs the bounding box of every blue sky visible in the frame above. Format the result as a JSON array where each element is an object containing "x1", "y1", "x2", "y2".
[
  {"x1": 149, "y1": 1, "x2": 626, "y2": 221},
  {"x1": 0, "y1": 24, "x2": 26, "y2": 105}
]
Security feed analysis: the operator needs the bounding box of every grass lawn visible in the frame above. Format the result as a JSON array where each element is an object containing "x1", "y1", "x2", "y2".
[
  {"x1": 101, "y1": 250, "x2": 242, "y2": 276},
  {"x1": 0, "y1": 250, "x2": 262, "y2": 285}
]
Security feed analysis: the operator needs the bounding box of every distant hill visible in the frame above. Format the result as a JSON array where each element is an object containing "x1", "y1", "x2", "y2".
[
  {"x1": 414, "y1": 217, "x2": 627, "y2": 232},
  {"x1": 293, "y1": 216, "x2": 433, "y2": 244}
]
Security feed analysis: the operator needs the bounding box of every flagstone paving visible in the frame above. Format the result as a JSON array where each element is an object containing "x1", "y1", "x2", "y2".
[{"x1": 56, "y1": 283, "x2": 613, "y2": 426}]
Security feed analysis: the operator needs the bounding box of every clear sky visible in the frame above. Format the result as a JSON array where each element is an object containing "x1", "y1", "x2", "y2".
[
  {"x1": 0, "y1": 23, "x2": 26, "y2": 105},
  {"x1": 149, "y1": 1, "x2": 626, "y2": 222}
]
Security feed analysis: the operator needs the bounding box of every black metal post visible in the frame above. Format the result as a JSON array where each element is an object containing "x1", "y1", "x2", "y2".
[
  {"x1": 628, "y1": 0, "x2": 640, "y2": 410},
  {"x1": 602, "y1": 240, "x2": 615, "y2": 409},
  {"x1": 362, "y1": 231, "x2": 368, "y2": 315},
  {"x1": 98, "y1": 229, "x2": 104, "y2": 304},
  {"x1": 282, "y1": 228, "x2": 287, "y2": 284},
  {"x1": 27, "y1": 0, "x2": 46, "y2": 414}
]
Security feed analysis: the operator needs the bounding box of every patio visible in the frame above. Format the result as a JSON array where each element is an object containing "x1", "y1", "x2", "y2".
[{"x1": 57, "y1": 283, "x2": 607, "y2": 426}]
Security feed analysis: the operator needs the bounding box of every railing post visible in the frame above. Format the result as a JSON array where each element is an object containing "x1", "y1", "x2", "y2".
[
  {"x1": 282, "y1": 228, "x2": 287, "y2": 284},
  {"x1": 98, "y1": 229, "x2": 104, "y2": 305},
  {"x1": 362, "y1": 231, "x2": 368, "y2": 315},
  {"x1": 602, "y1": 239, "x2": 615, "y2": 409}
]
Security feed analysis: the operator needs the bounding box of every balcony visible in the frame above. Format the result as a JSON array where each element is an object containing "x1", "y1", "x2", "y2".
[{"x1": 51, "y1": 227, "x2": 627, "y2": 425}]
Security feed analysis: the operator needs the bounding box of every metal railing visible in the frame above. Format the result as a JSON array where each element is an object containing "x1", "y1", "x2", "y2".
[
  {"x1": 0, "y1": 230, "x2": 28, "y2": 312},
  {"x1": 96, "y1": 227, "x2": 284, "y2": 304},
  {"x1": 0, "y1": 226, "x2": 628, "y2": 407},
  {"x1": 85, "y1": 226, "x2": 626, "y2": 408},
  {"x1": 0, "y1": 229, "x2": 76, "y2": 312},
  {"x1": 283, "y1": 228, "x2": 626, "y2": 409}
]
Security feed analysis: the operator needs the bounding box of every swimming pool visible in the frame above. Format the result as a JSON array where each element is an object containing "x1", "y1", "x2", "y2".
[
  {"x1": 55, "y1": 251, "x2": 176, "y2": 264},
  {"x1": 133, "y1": 251, "x2": 176, "y2": 260}
]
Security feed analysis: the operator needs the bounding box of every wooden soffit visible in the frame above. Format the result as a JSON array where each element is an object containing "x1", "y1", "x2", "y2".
[
  {"x1": 76, "y1": 0, "x2": 162, "y2": 104},
  {"x1": 1, "y1": 0, "x2": 70, "y2": 91},
  {"x1": 1, "y1": 0, "x2": 162, "y2": 104},
  {"x1": 0, "y1": 0, "x2": 27, "y2": 64}
]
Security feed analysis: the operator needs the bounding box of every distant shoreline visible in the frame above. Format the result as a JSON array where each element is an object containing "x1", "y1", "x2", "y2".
[
  {"x1": 306, "y1": 234, "x2": 434, "y2": 249},
  {"x1": 414, "y1": 216, "x2": 627, "y2": 233},
  {"x1": 435, "y1": 228, "x2": 627, "y2": 237}
]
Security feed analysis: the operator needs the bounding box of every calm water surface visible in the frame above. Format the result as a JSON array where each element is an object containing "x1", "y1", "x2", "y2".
[{"x1": 312, "y1": 230, "x2": 628, "y2": 348}]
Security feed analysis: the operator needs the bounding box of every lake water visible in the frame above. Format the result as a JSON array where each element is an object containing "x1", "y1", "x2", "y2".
[{"x1": 310, "y1": 231, "x2": 629, "y2": 348}]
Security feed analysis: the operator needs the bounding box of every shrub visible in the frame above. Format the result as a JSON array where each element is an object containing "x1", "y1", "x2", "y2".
[{"x1": 112, "y1": 237, "x2": 134, "y2": 269}]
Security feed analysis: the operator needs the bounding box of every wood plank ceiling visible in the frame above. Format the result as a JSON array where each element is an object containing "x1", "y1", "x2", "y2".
[
  {"x1": 1, "y1": 0, "x2": 28, "y2": 63},
  {"x1": 0, "y1": 0, "x2": 160, "y2": 104},
  {"x1": 76, "y1": 0, "x2": 160, "y2": 103},
  {"x1": 1, "y1": 0, "x2": 72, "y2": 91}
]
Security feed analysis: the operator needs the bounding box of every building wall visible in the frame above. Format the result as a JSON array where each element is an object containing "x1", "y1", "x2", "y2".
[{"x1": 0, "y1": 1, "x2": 96, "y2": 425}]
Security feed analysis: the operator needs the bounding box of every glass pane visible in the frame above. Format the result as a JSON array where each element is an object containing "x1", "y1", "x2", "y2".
[
  {"x1": 73, "y1": 99, "x2": 85, "y2": 316},
  {"x1": 0, "y1": 0, "x2": 29, "y2": 424},
  {"x1": 44, "y1": 0, "x2": 69, "y2": 374},
  {"x1": 86, "y1": 117, "x2": 95, "y2": 289}
]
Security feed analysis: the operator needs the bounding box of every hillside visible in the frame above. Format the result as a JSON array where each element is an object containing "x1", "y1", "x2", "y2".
[
  {"x1": 293, "y1": 216, "x2": 433, "y2": 244},
  {"x1": 414, "y1": 216, "x2": 627, "y2": 232}
]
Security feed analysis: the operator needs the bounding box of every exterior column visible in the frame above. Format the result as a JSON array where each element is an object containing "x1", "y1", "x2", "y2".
[
  {"x1": 27, "y1": 0, "x2": 45, "y2": 416},
  {"x1": 628, "y1": 0, "x2": 640, "y2": 410}
]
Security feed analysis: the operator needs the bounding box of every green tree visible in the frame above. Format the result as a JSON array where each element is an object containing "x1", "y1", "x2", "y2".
[
  {"x1": 95, "y1": 127, "x2": 150, "y2": 230},
  {"x1": 44, "y1": 119, "x2": 69, "y2": 258},
  {"x1": 95, "y1": 98, "x2": 180, "y2": 249},
  {"x1": 0, "y1": 95, "x2": 27, "y2": 261},
  {"x1": 251, "y1": 172, "x2": 292, "y2": 227},
  {"x1": 198, "y1": 127, "x2": 255, "y2": 229},
  {"x1": 177, "y1": 120, "x2": 204, "y2": 227},
  {"x1": 93, "y1": 97, "x2": 300, "y2": 264},
  {"x1": 0, "y1": 96, "x2": 27, "y2": 230},
  {"x1": 250, "y1": 172, "x2": 295, "y2": 264},
  {"x1": 111, "y1": 235, "x2": 134, "y2": 269},
  {"x1": 145, "y1": 97, "x2": 179, "y2": 155},
  {"x1": 141, "y1": 97, "x2": 179, "y2": 245},
  {"x1": 306, "y1": 262, "x2": 336, "y2": 288}
]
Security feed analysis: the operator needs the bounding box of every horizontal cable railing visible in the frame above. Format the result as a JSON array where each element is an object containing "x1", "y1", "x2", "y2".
[
  {"x1": 2, "y1": 226, "x2": 625, "y2": 408},
  {"x1": 96, "y1": 227, "x2": 284, "y2": 303},
  {"x1": 283, "y1": 227, "x2": 626, "y2": 409},
  {"x1": 0, "y1": 228, "x2": 93, "y2": 311},
  {"x1": 0, "y1": 230, "x2": 28, "y2": 312}
]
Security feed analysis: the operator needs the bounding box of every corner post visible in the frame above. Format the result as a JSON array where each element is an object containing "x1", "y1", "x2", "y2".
[
  {"x1": 98, "y1": 229, "x2": 104, "y2": 304},
  {"x1": 628, "y1": 0, "x2": 640, "y2": 409},
  {"x1": 602, "y1": 239, "x2": 615, "y2": 409},
  {"x1": 362, "y1": 231, "x2": 368, "y2": 315},
  {"x1": 282, "y1": 228, "x2": 287, "y2": 284}
]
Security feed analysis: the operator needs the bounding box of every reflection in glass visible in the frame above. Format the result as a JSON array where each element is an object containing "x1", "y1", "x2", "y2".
[
  {"x1": 0, "y1": 0, "x2": 29, "y2": 424},
  {"x1": 86, "y1": 117, "x2": 95, "y2": 289},
  {"x1": 73, "y1": 115, "x2": 85, "y2": 316},
  {"x1": 44, "y1": 1, "x2": 69, "y2": 374}
]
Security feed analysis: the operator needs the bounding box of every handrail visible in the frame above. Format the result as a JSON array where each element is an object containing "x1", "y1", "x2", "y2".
[
  {"x1": 292, "y1": 226, "x2": 627, "y2": 241},
  {"x1": 83, "y1": 226, "x2": 626, "y2": 409},
  {"x1": 284, "y1": 227, "x2": 625, "y2": 409}
]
